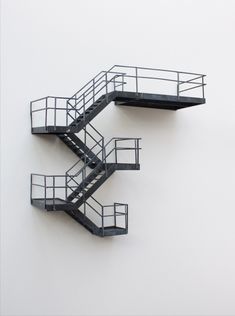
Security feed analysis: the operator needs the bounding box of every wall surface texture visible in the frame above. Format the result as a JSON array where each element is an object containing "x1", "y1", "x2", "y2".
[{"x1": 1, "y1": 0, "x2": 235, "y2": 315}]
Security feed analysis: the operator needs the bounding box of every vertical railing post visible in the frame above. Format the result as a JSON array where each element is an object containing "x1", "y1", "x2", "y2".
[
  {"x1": 65, "y1": 173, "x2": 68, "y2": 200},
  {"x1": 45, "y1": 97, "x2": 48, "y2": 127},
  {"x1": 114, "y1": 203, "x2": 117, "y2": 227},
  {"x1": 84, "y1": 125, "x2": 87, "y2": 180},
  {"x1": 84, "y1": 202, "x2": 86, "y2": 217},
  {"x1": 75, "y1": 94, "x2": 77, "y2": 121},
  {"x1": 135, "y1": 67, "x2": 138, "y2": 94},
  {"x1": 115, "y1": 140, "x2": 117, "y2": 164},
  {"x1": 30, "y1": 102, "x2": 33, "y2": 132},
  {"x1": 113, "y1": 76, "x2": 116, "y2": 91},
  {"x1": 134, "y1": 139, "x2": 137, "y2": 166},
  {"x1": 177, "y1": 72, "x2": 180, "y2": 99},
  {"x1": 53, "y1": 176, "x2": 55, "y2": 209},
  {"x1": 126, "y1": 204, "x2": 128, "y2": 232},
  {"x1": 136, "y1": 139, "x2": 140, "y2": 165},
  {"x1": 103, "y1": 138, "x2": 108, "y2": 176},
  {"x1": 102, "y1": 206, "x2": 104, "y2": 236},
  {"x1": 30, "y1": 174, "x2": 32, "y2": 203},
  {"x1": 102, "y1": 137, "x2": 104, "y2": 161},
  {"x1": 202, "y1": 75, "x2": 205, "y2": 99},
  {"x1": 66, "y1": 100, "x2": 68, "y2": 126},
  {"x1": 44, "y1": 176, "x2": 46, "y2": 208},
  {"x1": 54, "y1": 98, "x2": 57, "y2": 130}
]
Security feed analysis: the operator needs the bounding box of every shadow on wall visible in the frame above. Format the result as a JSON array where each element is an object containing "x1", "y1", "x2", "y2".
[{"x1": 95, "y1": 103, "x2": 179, "y2": 139}]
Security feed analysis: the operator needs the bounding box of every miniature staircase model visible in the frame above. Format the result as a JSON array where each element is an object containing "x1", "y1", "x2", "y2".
[{"x1": 30, "y1": 65, "x2": 206, "y2": 237}]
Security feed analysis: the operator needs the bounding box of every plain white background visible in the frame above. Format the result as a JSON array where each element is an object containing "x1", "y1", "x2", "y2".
[{"x1": 1, "y1": 0, "x2": 235, "y2": 315}]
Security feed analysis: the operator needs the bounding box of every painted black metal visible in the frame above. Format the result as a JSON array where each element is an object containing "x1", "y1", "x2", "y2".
[
  {"x1": 31, "y1": 92, "x2": 205, "y2": 134},
  {"x1": 31, "y1": 65, "x2": 206, "y2": 237},
  {"x1": 58, "y1": 133, "x2": 101, "y2": 168}
]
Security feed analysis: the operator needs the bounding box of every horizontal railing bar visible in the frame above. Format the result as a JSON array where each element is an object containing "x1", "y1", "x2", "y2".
[
  {"x1": 46, "y1": 185, "x2": 78, "y2": 189},
  {"x1": 179, "y1": 83, "x2": 206, "y2": 93},
  {"x1": 102, "y1": 213, "x2": 126, "y2": 217},
  {"x1": 31, "y1": 96, "x2": 48, "y2": 103},
  {"x1": 112, "y1": 137, "x2": 142, "y2": 141},
  {"x1": 31, "y1": 174, "x2": 68, "y2": 178},
  {"x1": 115, "y1": 211, "x2": 127, "y2": 215},
  {"x1": 31, "y1": 184, "x2": 45, "y2": 187},
  {"x1": 32, "y1": 107, "x2": 80, "y2": 113},
  {"x1": 116, "y1": 147, "x2": 142, "y2": 150},
  {"x1": 113, "y1": 64, "x2": 205, "y2": 76},
  {"x1": 122, "y1": 74, "x2": 203, "y2": 85},
  {"x1": 31, "y1": 96, "x2": 77, "y2": 104},
  {"x1": 178, "y1": 75, "x2": 205, "y2": 86},
  {"x1": 47, "y1": 96, "x2": 77, "y2": 100}
]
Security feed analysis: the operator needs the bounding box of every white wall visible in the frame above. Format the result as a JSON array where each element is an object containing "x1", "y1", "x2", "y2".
[{"x1": 1, "y1": 0, "x2": 235, "y2": 315}]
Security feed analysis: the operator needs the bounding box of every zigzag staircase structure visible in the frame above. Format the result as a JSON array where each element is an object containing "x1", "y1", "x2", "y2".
[{"x1": 30, "y1": 65, "x2": 206, "y2": 237}]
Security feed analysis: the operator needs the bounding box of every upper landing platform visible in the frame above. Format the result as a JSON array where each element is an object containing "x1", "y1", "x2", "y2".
[
  {"x1": 114, "y1": 91, "x2": 205, "y2": 110},
  {"x1": 30, "y1": 65, "x2": 206, "y2": 134},
  {"x1": 31, "y1": 92, "x2": 205, "y2": 134}
]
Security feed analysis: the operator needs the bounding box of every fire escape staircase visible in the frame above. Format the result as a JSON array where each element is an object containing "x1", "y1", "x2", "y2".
[{"x1": 30, "y1": 65, "x2": 206, "y2": 237}]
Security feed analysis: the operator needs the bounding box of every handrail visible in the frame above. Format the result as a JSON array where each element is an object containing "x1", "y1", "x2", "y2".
[
  {"x1": 113, "y1": 64, "x2": 205, "y2": 77},
  {"x1": 68, "y1": 65, "x2": 117, "y2": 101},
  {"x1": 67, "y1": 73, "x2": 125, "y2": 122},
  {"x1": 66, "y1": 137, "x2": 141, "y2": 181}
]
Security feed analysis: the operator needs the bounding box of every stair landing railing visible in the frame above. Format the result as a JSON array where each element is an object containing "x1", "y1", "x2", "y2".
[
  {"x1": 65, "y1": 137, "x2": 141, "y2": 202},
  {"x1": 80, "y1": 196, "x2": 128, "y2": 236}
]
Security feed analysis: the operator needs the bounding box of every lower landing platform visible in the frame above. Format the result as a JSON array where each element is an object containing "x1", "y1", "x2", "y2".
[
  {"x1": 32, "y1": 199, "x2": 128, "y2": 237},
  {"x1": 31, "y1": 198, "x2": 75, "y2": 211}
]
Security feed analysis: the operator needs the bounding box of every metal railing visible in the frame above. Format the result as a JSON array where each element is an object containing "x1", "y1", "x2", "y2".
[
  {"x1": 81, "y1": 196, "x2": 128, "y2": 235},
  {"x1": 65, "y1": 137, "x2": 141, "y2": 199},
  {"x1": 110, "y1": 65, "x2": 206, "y2": 98},
  {"x1": 31, "y1": 175, "x2": 128, "y2": 233},
  {"x1": 30, "y1": 65, "x2": 206, "y2": 129},
  {"x1": 31, "y1": 137, "x2": 140, "y2": 227},
  {"x1": 30, "y1": 65, "x2": 205, "y2": 232}
]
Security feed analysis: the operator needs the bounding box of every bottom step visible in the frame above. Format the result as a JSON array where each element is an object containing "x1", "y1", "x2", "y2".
[{"x1": 99, "y1": 226, "x2": 128, "y2": 237}]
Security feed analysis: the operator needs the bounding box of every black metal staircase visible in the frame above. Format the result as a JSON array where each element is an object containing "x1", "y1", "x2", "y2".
[{"x1": 30, "y1": 65, "x2": 206, "y2": 237}]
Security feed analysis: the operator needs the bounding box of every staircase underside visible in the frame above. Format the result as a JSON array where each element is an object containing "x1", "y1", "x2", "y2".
[{"x1": 31, "y1": 91, "x2": 205, "y2": 134}]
